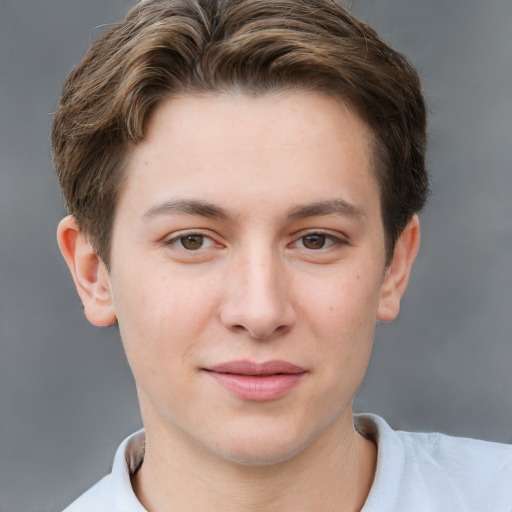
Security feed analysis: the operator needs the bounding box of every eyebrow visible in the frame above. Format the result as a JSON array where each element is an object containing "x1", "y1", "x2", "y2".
[
  {"x1": 286, "y1": 199, "x2": 365, "y2": 221},
  {"x1": 141, "y1": 198, "x2": 364, "y2": 223},
  {"x1": 141, "y1": 199, "x2": 232, "y2": 221}
]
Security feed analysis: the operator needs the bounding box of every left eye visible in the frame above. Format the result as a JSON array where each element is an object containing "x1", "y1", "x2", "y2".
[
  {"x1": 296, "y1": 233, "x2": 341, "y2": 250},
  {"x1": 170, "y1": 234, "x2": 216, "y2": 251}
]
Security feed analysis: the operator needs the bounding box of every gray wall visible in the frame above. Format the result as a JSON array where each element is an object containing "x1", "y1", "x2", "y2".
[{"x1": 1, "y1": 1, "x2": 511, "y2": 511}]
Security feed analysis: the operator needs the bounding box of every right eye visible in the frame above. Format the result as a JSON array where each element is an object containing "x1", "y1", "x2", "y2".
[
  {"x1": 166, "y1": 233, "x2": 217, "y2": 251},
  {"x1": 178, "y1": 234, "x2": 206, "y2": 250},
  {"x1": 300, "y1": 233, "x2": 329, "y2": 250}
]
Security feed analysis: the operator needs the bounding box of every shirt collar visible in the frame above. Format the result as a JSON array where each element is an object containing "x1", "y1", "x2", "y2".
[
  {"x1": 107, "y1": 415, "x2": 398, "y2": 512},
  {"x1": 354, "y1": 413, "x2": 405, "y2": 511},
  {"x1": 109, "y1": 429, "x2": 147, "y2": 511}
]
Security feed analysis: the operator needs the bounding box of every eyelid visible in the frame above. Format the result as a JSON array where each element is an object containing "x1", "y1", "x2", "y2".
[{"x1": 293, "y1": 227, "x2": 348, "y2": 237}]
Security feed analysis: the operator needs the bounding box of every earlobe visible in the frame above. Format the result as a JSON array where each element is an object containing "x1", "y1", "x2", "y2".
[
  {"x1": 57, "y1": 215, "x2": 117, "y2": 326},
  {"x1": 377, "y1": 214, "x2": 421, "y2": 322}
]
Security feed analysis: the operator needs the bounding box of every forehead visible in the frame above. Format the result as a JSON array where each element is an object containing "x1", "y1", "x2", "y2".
[
  {"x1": 142, "y1": 91, "x2": 372, "y2": 155},
  {"x1": 121, "y1": 92, "x2": 380, "y2": 220}
]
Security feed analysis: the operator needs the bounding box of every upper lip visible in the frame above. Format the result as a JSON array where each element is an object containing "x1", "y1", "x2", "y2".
[{"x1": 204, "y1": 360, "x2": 306, "y2": 375}]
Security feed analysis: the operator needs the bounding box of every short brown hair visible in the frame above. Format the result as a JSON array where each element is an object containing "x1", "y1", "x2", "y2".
[{"x1": 52, "y1": 0, "x2": 428, "y2": 266}]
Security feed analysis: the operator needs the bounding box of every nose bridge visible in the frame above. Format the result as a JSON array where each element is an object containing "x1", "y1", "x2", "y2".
[{"x1": 220, "y1": 240, "x2": 295, "y2": 339}]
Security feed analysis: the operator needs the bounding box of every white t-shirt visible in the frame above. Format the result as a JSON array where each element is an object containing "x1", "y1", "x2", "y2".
[{"x1": 63, "y1": 414, "x2": 512, "y2": 512}]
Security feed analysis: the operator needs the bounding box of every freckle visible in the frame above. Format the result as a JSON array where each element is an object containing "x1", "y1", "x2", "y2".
[{"x1": 329, "y1": 306, "x2": 334, "y2": 311}]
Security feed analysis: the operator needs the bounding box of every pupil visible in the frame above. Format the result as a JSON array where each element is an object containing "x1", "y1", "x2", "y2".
[
  {"x1": 304, "y1": 234, "x2": 325, "y2": 249},
  {"x1": 182, "y1": 235, "x2": 203, "y2": 250}
]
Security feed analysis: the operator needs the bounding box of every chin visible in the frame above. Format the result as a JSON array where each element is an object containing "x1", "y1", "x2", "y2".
[
  {"x1": 215, "y1": 440, "x2": 306, "y2": 466},
  {"x1": 203, "y1": 421, "x2": 319, "y2": 467}
]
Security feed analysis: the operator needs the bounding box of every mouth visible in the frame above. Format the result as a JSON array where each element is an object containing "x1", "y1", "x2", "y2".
[{"x1": 202, "y1": 360, "x2": 307, "y2": 401}]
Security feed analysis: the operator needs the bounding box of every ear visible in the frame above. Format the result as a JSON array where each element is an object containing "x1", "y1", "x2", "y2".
[
  {"x1": 377, "y1": 214, "x2": 421, "y2": 322},
  {"x1": 57, "y1": 215, "x2": 117, "y2": 326}
]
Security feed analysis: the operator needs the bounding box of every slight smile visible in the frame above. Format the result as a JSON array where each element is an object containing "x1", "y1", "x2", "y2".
[{"x1": 203, "y1": 360, "x2": 308, "y2": 402}]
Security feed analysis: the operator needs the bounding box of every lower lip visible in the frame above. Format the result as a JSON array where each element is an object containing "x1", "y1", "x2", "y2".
[{"x1": 205, "y1": 371, "x2": 306, "y2": 401}]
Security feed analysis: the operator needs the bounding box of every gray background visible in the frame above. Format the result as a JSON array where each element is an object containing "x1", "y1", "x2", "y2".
[{"x1": 1, "y1": 0, "x2": 511, "y2": 511}]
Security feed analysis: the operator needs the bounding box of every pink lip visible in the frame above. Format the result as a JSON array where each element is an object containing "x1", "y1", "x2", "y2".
[{"x1": 203, "y1": 360, "x2": 307, "y2": 402}]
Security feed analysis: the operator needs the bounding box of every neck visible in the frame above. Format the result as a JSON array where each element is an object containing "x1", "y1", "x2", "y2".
[{"x1": 132, "y1": 408, "x2": 376, "y2": 512}]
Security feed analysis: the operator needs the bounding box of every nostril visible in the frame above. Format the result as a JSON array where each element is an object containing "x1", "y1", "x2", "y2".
[{"x1": 231, "y1": 324, "x2": 247, "y2": 334}]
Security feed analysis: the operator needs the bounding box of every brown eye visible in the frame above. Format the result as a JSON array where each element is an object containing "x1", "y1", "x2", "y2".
[
  {"x1": 180, "y1": 234, "x2": 204, "y2": 250},
  {"x1": 302, "y1": 234, "x2": 327, "y2": 249}
]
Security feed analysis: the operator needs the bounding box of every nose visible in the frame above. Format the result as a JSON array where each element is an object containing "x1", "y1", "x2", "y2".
[{"x1": 219, "y1": 248, "x2": 296, "y2": 340}]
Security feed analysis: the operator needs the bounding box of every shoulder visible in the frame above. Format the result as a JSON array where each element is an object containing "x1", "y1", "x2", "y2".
[
  {"x1": 62, "y1": 476, "x2": 112, "y2": 512},
  {"x1": 400, "y1": 428, "x2": 512, "y2": 504},
  {"x1": 356, "y1": 414, "x2": 512, "y2": 512},
  {"x1": 400, "y1": 425, "x2": 512, "y2": 472},
  {"x1": 61, "y1": 429, "x2": 146, "y2": 512}
]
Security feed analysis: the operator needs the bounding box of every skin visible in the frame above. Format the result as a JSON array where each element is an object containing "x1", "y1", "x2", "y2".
[{"x1": 58, "y1": 92, "x2": 420, "y2": 512}]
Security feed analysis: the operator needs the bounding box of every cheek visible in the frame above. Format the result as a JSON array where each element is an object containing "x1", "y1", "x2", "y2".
[
  {"x1": 297, "y1": 268, "x2": 381, "y2": 382},
  {"x1": 301, "y1": 269, "x2": 382, "y2": 336},
  {"x1": 111, "y1": 265, "x2": 220, "y2": 372}
]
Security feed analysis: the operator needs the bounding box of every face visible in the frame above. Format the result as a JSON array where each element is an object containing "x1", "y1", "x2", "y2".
[{"x1": 104, "y1": 92, "x2": 400, "y2": 464}]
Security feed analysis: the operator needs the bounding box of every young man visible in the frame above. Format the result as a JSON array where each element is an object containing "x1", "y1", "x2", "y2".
[{"x1": 52, "y1": 1, "x2": 512, "y2": 510}]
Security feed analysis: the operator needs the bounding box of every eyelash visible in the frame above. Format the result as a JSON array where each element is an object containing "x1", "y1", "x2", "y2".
[
  {"x1": 163, "y1": 230, "x2": 347, "y2": 252},
  {"x1": 291, "y1": 231, "x2": 347, "y2": 251},
  {"x1": 163, "y1": 232, "x2": 219, "y2": 251}
]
